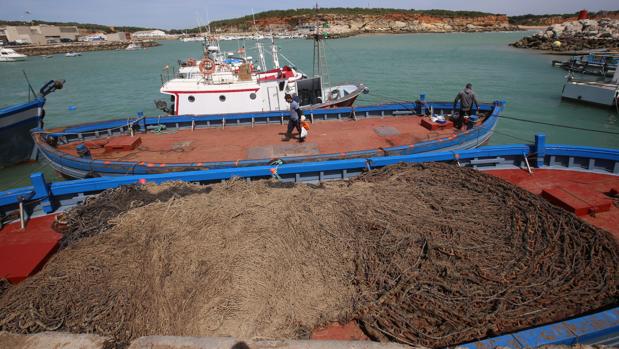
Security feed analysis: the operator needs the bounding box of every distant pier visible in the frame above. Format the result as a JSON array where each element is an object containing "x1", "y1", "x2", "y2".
[{"x1": 9, "y1": 40, "x2": 160, "y2": 56}]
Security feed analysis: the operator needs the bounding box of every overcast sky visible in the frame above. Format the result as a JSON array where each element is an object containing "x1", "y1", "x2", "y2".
[{"x1": 1, "y1": 0, "x2": 618, "y2": 29}]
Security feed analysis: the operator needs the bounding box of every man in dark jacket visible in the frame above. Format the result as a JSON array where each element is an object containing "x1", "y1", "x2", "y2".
[
  {"x1": 283, "y1": 94, "x2": 303, "y2": 141},
  {"x1": 452, "y1": 83, "x2": 479, "y2": 130}
]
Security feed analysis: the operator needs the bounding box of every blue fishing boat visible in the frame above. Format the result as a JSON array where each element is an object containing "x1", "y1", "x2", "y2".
[
  {"x1": 0, "y1": 135, "x2": 617, "y2": 348},
  {"x1": 32, "y1": 98, "x2": 505, "y2": 178},
  {"x1": 0, "y1": 80, "x2": 63, "y2": 168},
  {"x1": 553, "y1": 51, "x2": 619, "y2": 77}
]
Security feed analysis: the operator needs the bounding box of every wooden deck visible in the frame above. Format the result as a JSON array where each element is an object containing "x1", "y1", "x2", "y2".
[{"x1": 57, "y1": 115, "x2": 458, "y2": 164}]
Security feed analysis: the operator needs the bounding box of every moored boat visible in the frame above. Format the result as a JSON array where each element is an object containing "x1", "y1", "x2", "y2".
[
  {"x1": 0, "y1": 80, "x2": 63, "y2": 168},
  {"x1": 65, "y1": 52, "x2": 81, "y2": 57},
  {"x1": 552, "y1": 51, "x2": 618, "y2": 77},
  {"x1": 33, "y1": 99, "x2": 504, "y2": 178},
  {"x1": 156, "y1": 34, "x2": 368, "y2": 115},
  {"x1": 561, "y1": 66, "x2": 619, "y2": 107},
  {"x1": 0, "y1": 48, "x2": 27, "y2": 62}
]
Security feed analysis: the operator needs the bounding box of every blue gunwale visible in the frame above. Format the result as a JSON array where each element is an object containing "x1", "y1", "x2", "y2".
[{"x1": 0, "y1": 97, "x2": 45, "y2": 120}]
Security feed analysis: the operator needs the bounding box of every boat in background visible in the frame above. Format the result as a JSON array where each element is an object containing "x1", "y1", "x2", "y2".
[
  {"x1": 0, "y1": 48, "x2": 27, "y2": 62},
  {"x1": 180, "y1": 36, "x2": 205, "y2": 42},
  {"x1": 0, "y1": 79, "x2": 64, "y2": 168},
  {"x1": 125, "y1": 42, "x2": 142, "y2": 50},
  {"x1": 562, "y1": 65, "x2": 619, "y2": 107},
  {"x1": 156, "y1": 30, "x2": 368, "y2": 116},
  {"x1": 33, "y1": 98, "x2": 503, "y2": 178},
  {"x1": 553, "y1": 51, "x2": 618, "y2": 77},
  {"x1": 65, "y1": 52, "x2": 81, "y2": 57}
]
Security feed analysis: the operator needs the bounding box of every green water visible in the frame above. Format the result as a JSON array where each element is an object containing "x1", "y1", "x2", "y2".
[{"x1": 1, "y1": 32, "x2": 618, "y2": 189}]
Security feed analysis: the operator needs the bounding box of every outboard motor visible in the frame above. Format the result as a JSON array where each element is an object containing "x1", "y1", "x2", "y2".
[{"x1": 39, "y1": 80, "x2": 65, "y2": 97}]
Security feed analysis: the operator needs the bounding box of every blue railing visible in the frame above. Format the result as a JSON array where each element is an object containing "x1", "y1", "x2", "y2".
[{"x1": 1, "y1": 134, "x2": 618, "y2": 216}]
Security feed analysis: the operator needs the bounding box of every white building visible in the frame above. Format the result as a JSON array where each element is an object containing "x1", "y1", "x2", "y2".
[{"x1": 131, "y1": 30, "x2": 167, "y2": 39}]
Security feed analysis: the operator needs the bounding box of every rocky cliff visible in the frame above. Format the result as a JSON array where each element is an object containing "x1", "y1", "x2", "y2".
[{"x1": 215, "y1": 13, "x2": 517, "y2": 35}]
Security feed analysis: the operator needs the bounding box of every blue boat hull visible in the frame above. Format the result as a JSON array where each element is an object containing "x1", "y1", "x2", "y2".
[
  {"x1": 34, "y1": 100, "x2": 504, "y2": 178},
  {"x1": 0, "y1": 98, "x2": 45, "y2": 168}
]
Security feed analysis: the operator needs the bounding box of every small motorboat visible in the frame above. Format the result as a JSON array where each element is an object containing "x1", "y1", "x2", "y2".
[
  {"x1": 125, "y1": 43, "x2": 142, "y2": 51},
  {"x1": 0, "y1": 48, "x2": 27, "y2": 62},
  {"x1": 65, "y1": 52, "x2": 82, "y2": 57},
  {"x1": 553, "y1": 51, "x2": 618, "y2": 77}
]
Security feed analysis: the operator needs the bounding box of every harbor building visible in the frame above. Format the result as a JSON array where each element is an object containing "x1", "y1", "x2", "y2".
[
  {"x1": 105, "y1": 32, "x2": 130, "y2": 42},
  {"x1": 4, "y1": 25, "x2": 79, "y2": 44}
]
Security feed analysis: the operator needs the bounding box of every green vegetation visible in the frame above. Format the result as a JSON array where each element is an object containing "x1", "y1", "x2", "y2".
[
  {"x1": 509, "y1": 10, "x2": 619, "y2": 25},
  {"x1": 0, "y1": 19, "x2": 155, "y2": 33}
]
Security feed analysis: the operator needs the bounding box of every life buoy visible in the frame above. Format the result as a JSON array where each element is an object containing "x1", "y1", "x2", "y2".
[{"x1": 199, "y1": 58, "x2": 216, "y2": 76}]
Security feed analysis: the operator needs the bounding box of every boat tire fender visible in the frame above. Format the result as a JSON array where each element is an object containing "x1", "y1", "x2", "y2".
[{"x1": 199, "y1": 58, "x2": 216, "y2": 76}]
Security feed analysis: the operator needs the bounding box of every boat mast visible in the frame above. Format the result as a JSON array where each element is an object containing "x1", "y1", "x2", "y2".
[
  {"x1": 312, "y1": 3, "x2": 329, "y2": 96},
  {"x1": 271, "y1": 35, "x2": 280, "y2": 69},
  {"x1": 252, "y1": 8, "x2": 267, "y2": 71}
]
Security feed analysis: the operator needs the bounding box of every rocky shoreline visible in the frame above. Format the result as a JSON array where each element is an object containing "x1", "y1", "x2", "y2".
[
  {"x1": 510, "y1": 18, "x2": 619, "y2": 51},
  {"x1": 10, "y1": 40, "x2": 160, "y2": 56}
]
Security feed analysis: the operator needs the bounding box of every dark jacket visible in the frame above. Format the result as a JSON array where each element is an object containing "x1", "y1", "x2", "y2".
[{"x1": 453, "y1": 88, "x2": 478, "y2": 111}]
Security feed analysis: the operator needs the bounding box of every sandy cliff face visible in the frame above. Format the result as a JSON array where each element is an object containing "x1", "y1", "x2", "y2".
[{"x1": 220, "y1": 14, "x2": 515, "y2": 35}]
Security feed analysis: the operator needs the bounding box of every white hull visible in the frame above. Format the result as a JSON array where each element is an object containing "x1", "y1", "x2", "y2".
[
  {"x1": 562, "y1": 80, "x2": 619, "y2": 106},
  {"x1": 0, "y1": 57, "x2": 26, "y2": 62},
  {"x1": 0, "y1": 48, "x2": 27, "y2": 62}
]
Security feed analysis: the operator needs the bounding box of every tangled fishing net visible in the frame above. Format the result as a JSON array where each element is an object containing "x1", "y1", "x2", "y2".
[{"x1": 0, "y1": 163, "x2": 617, "y2": 348}]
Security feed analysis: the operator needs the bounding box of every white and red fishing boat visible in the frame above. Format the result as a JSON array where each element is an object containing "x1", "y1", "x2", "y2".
[{"x1": 156, "y1": 34, "x2": 368, "y2": 116}]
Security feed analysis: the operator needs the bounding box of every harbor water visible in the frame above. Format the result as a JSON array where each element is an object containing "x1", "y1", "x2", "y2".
[{"x1": 0, "y1": 31, "x2": 618, "y2": 190}]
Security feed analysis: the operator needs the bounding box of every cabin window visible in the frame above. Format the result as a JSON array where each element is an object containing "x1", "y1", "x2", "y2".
[
  {"x1": 279, "y1": 81, "x2": 285, "y2": 91},
  {"x1": 249, "y1": 93, "x2": 257, "y2": 100},
  {"x1": 188, "y1": 95, "x2": 195, "y2": 102},
  {"x1": 219, "y1": 95, "x2": 226, "y2": 102}
]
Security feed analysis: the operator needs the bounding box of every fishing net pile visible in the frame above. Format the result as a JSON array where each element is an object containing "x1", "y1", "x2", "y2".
[{"x1": 0, "y1": 163, "x2": 617, "y2": 348}]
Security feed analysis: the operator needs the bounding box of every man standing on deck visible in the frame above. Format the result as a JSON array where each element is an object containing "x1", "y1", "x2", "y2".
[
  {"x1": 452, "y1": 83, "x2": 479, "y2": 130},
  {"x1": 283, "y1": 94, "x2": 303, "y2": 142}
]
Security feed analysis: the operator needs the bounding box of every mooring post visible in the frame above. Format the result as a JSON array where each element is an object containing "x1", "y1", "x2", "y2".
[
  {"x1": 534, "y1": 133, "x2": 546, "y2": 168},
  {"x1": 419, "y1": 93, "x2": 426, "y2": 115},
  {"x1": 30, "y1": 172, "x2": 54, "y2": 214}
]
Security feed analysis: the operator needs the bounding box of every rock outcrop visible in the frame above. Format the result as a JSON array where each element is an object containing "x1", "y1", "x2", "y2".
[
  {"x1": 218, "y1": 13, "x2": 518, "y2": 36},
  {"x1": 511, "y1": 18, "x2": 619, "y2": 51}
]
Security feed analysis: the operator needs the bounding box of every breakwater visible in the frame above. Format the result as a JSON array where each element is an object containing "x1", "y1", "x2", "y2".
[
  {"x1": 10, "y1": 41, "x2": 160, "y2": 56},
  {"x1": 511, "y1": 18, "x2": 619, "y2": 51}
]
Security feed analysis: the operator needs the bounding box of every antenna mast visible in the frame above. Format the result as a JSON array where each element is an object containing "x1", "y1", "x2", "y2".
[{"x1": 312, "y1": 3, "x2": 329, "y2": 93}]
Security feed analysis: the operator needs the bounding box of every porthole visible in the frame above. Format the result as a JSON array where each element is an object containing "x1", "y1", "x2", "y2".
[
  {"x1": 249, "y1": 93, "x2": 257, "y2": 100},
  {"x1": 219, "y1": 95, "x2": 226, "y2": 102},
  {"x1": 188, "y1": 95, "x2": 195, "y2": 102}
]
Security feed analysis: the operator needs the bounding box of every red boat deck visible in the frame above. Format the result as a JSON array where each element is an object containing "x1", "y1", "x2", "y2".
[
  {"x1": 488, "y1": 169, "x2": 619, "y2": 242},
  {"x1": 58, "y1": 116, "x2": 458, "y2": 164},
  {"x1": 0, "y1": 215, "x2": 61, "y2": 283}
]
